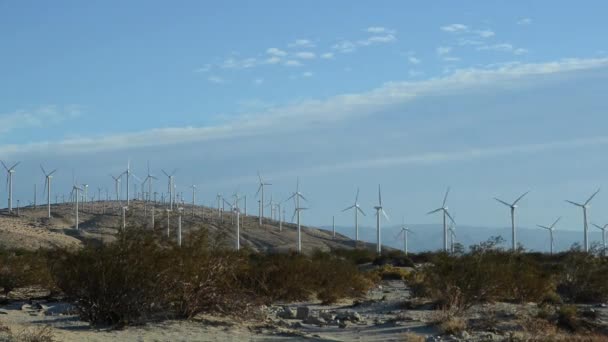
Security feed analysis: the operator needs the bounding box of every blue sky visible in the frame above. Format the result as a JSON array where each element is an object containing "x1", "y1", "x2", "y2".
[{"x1": 1, "y1": 1, "x2": 608, "y2": 244}]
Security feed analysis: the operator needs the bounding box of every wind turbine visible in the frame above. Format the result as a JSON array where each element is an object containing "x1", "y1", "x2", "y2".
[
  {"x1": 143, "y1": 162, "x2": 157, "y2": 203},
  {"x1": 342, "y1": 188, "x2": 366, "y2": 245},
  {"x1": 70, "y1": 183, "x2": 83, "y2": 230},
  {"x1": 566, "y1": 188, "x2": 600, "y2": 252},
  {"x1": 427, "y1": 187, "x2": 455, "y2": 252},
  {"x1": 396, "y1": 217, "x2": 412, "y2": 255},
  {"x1": 373, "y1": 185, "x2": 389, "y2": 255},
  {"x1": 592, "y1": 223, "x2": 608, "y2": 255},
  {"x1": 494, "y1": 191, "x2": 529, "y2": 252},
  {"x1": 265, "y1": 194, "x2": 275, "y2": 220},
  {"x1": 1, "y1": 161, "x2": 20, "y2": 213},
  {"x1": 256, "y1": 172, "x2": 271, "y2": 225},
  {"x1": 41, "y1": 165, "x2": 57, "y2": 218},
  {"x1": 177, "y1": 207, "x2": 183, "y2": 246},
  {"x1": 122, "y1": 160, "x2": 131, "y2": 205},
  {"x1": 161, "y1": 169, "x2": 177, "y2": 210},
  {"x1": 538, "y1": 217, "x2": 561, "y2": 255},
  {"x1": 190, "y1": 184, "x2": 197, "y2": 216},
  {"x1": 287, "y1": 178, "x2": 307, "y2": 253}
]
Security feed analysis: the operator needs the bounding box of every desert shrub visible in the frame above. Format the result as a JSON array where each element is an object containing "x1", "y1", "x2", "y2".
[
  {"x1": 407, "y1": 238, "x2": 552, "y2": 309},
  {"x1": 431, "y1": 308, "x2": 467, "y2": 335},
  {"x1": 332, "y1": 248, "x2": 376, "y2": 264},
  {"x1": 541, "y1": 291, "x2": 563, "y2": 305},
  {"x1": 0, "y1": 249, "x2": 55, "y2": 296},
  {"x1": 245, "y1": 251, "x2": 373, "y2": 304},
  {"x1": 556, "y1": 252, "x2": 608, "y2": 303},
  {"x1": 402, "y1": 332, "x2": 425, "y2": 342},
  {"x1": 50, "y1": 228, "x2": 169, "y2": 326},
  {"x1": 371, "y1": 265, "x2": 410, "y2": 280},
  {"x1": 373, "y1": 250, "x2": 415, "y2": 267},
  {"x1": 557, "y1": 305, "x2": 579, "y2": 331},
  {"x1": 8, "y1": 325, "x2": 55, "y2": 342}
]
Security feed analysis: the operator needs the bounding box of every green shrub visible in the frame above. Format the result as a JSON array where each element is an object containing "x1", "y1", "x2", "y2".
[
  {"x1": 557, "y1": 305, "x2": 579, "y2": 331},
  {"x1": 556, "y1": 252, "x2": 608, "y2": 303}
]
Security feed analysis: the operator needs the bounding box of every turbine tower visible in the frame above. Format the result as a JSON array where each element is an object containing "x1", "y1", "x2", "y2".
[
  {"x1": 538, "y1": 217, "x2": 561, "y2": 255},
  {"x1": 396, "y1": 217, "x2": 412, "y2": 255},
  {"x1": 342, "y1": 188, "x2": 366, "y2": 245},
  {"x1": 592, "y1": 223, "x2": 608, "y2": 255},
  {"x1": 110, "y1": 174, "x2": 122, "y2": 205},
  {"x1": 287, "y1": 178, "x2": 307, "y2": 253},
  {"x1": 1, "y1": 161, "x2": 20, "y2": 213},
  {"x1": 494, "y1": 191, "x2": 529, "y2": 252},
  {"x1": 373, "y1": 185, "x2": 389, "y2": 254},
  {"x1": 123, "y1": 160, "x2": 131, "y2": 205},
  {"x1": 256, "y1": 172, "x2": 271, "y2": 225},
  {"x1": 566, "y1": 188, "x2": 600, "y2": 252},
  {"x1": 427, "y1": 187, "x2": 455, "y2": 252},
  {"x1": 161, "y1": 169, "x2": 177, "y2": 210},
  {"x1": 41, "y1": 165, "x2": 57, "y2": 218},
  {"x1": 70, "y1": 183, "x2": 83, "y2": 230}
]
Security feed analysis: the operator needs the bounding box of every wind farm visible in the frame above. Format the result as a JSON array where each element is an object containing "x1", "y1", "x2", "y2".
[{"x1": 3, "y1": 1, "x2": 608, "y2": 341}]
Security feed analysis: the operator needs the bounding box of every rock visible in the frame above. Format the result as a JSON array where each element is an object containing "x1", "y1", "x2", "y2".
[
  {"x1": 596, "y1": 303, "x2": 607, "y2": 308},
  {"x1": 277, "y1": 306, "x2": 296, "y2": 319},
  {"x1": 319, "y1": 311, "x2": 336, "y2": 321},
  {"x1": 338, "y1": 320, "x2": 348, "y2": 329},
  {"x1": 290, "y1": 322, "x2": 303, "y2": 329},
  {"x1": 296, "y1": 306, "x2": 310, "y2": 320},
  {"x1": 459, "y1": 331, "x2": 470, "y2": 339},
  {"x1": 337, "y1": 310, "x2": 361, "y2": 322},
  {"x1": 303, "y1": 316, "x2": 326, "y2": 326}
]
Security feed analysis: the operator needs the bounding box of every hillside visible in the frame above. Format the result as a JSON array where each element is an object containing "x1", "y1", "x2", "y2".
[{"x1": 0, "y1": 200, "x2": 380, "y2": 253}]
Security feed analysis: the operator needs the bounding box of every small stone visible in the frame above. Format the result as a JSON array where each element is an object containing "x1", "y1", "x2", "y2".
[
  {"x1": 303, "y1": 316, "x2": 326, "y2": 326},
  {"x1": 290, "y1": 322, "x2": 303, "y2": 329},
  {"x1": 296, "y1": 306, "x2": 310, "y2": 320},
  {"x1": 277, "y1": 306, "x2": 296, "y2": 319},
  {"x1": 338, "y1": 320, "x2": 348, "y2": 329}
]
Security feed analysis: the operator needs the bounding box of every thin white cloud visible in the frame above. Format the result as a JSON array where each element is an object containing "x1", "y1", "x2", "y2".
[
  {"x1": 265, "y1": 56, "x2": 282, "y2": 64},
  {"x1": 517, "y1": 18, "x2": 532, "y2": 25},
  {"x1": 478, "y1": 43, "x2": 528, "y2": 55},
  {"x1": 221, "y1": 57, "x2": 257, "y2": 69},
  {"x1": 266, "y1": 48, "x2": 287, "y2": 57},
  {"x1": 358, "y1": 34, "x2": 396, "y2": 46},
  {"x1": 207, "y1": 76, "x2": 226, "y2": 84},
  {"x1": 436, "y1": 46, "x2": 452, "y2": 56},
  {"x1": 284, "y1": 60, "x2": 302, "y2": 67},
  {"x1": 442, "y1": 56, "x2": 461, "y2": 62},
  {"x1": 0, "y1": 105, "x2": 82, "y2": 134},
  {"x1": 332, "y1": 40, "x2": 357, "y2": 53},
  {"x1": 476, "y1": 30, "x2": 495, "y2": 38},
  {"x1": 253, "y1": 78, "x2": 264, "y2": 86},
  {"x1": 3, "y1": 57, "x2": 608, "y2": 156},
  {"x1": 302, "y1": 71, "x2": 313, "y2": 78},
  {"x1": 441, "y1": 24, "x2": 469, "y2": 33},
  {"x1": 194, "y1": 64, "x2": 211, "y2": 73},
  {"x1": 320, "y1": 52, "x2": 334, "y2": 59},
  {"x1": 366, "y1": 26, "x2": 396, "y2": 34},
  {"x1": 408, "y1": 56, "x2": 421, "y2": 65},
  {"x1": 288, "y1": 39, "x2": 315, "y2": 48},
  {"x1": 294, "y1": 52, "x2": 316, "y2": 59}
]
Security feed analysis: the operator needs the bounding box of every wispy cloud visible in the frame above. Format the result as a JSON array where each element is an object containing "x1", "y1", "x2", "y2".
[
  {"x1": 358, "y1": 34, "x2": 396, "y2": 46},
  {"x1": 221, "y1": 57, "x2": 257, "y2": 69},
  {"x1": 366, "y1": 26, "x2": 395, "y2": 34},
  {"x1": 332, "y1": 40, "x2": 357, "y2": 53},
  {"x1": 3, "y1": 57, "x2": 607, "y2": 156},
  {"x1": 207, "y1": 76, "x2": 227, "y2": 84},
  {"x1": 0, "y1": 105, "x2": 82, "y2": 134},
  {"x1": 284, "y1": 60, "x2": 302, "y2": 67},
  {"x1": 441, "y1": 23, "x2": 495, "y2": 39},
  {"x1": 253, "y1": 78, "x2": 264, "y2": 86},
  {"x1": 294, "y1": 51, "x2": 316, "y2": 59},
  {"x1": 288, "y1": 39, "x2": 315, "y2": 48},
  {"x1": 478, "y1": 43, "x2": 528, "y2": 55},
  {"x1": 302, "y1": 71, "x2": 313, "y2": 78},
  {"x1": 517, "y1": 18, "x2": 532, "y2": 25},
  {"x1": 320, "y1": 52, "x2": 334, "y2": 59},
  {"x1": 436, "y1": 46, "x2": 452, "y2": 56},
  {"x1": 441, "y1": 24, "x2": 468, "y2": 33},
  {"x1": 266, "y1": 48, "x2": 287, "y2": 57},
  {"x1": 408, "y1": 56, "x2": 421, "y2": 65}
]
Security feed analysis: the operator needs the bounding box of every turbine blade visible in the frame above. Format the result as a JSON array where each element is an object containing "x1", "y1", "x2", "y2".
[
  {"x1": 0, "y1": 161, "x2": 8, "y2": 171},
  {"x1": 357, "y1": 206, "x2": 366, "y2": 216},
  {"x1": 585, "y1": 188, "x2": 601, "y2": 206},
  {"x1": 161, "y1": 169, "x2": 169, "y2": 177},
  {"x1": 442, "y1": 187, "x2": 451, "y2": 207},
  {"x1": 49, "y1": 169, "x2": 57, "y2": 176},
  {"x1": 40, "y1": 165, "x2": 47, "y2": 175},
  {"x1": 565, "y1": 200, "x2": 584, "y2": 207},
  {"x1": 427, "y1": 208, "x2": 443, "y2": 215},
  {"x1": 342, "y1": 205, "x2": 355, "y2": 212},
  {"x1": 494, "y1": 198, "x2": 511, "y2": 207},
  {"x1": 537, "y1": 225, "x2": 550, "y2": 230},
  {"x1": 445, "y1": 210, "x2": 456, "y2": 224},
  {"x1": 512, "y1": 191, "x2": 530, "y2": 206},
  {"x1": 592, "y1": 223, "x2": 603, "y2": 230},
  {"x1": 255, "y1": 184, "x2": 262, "y2": 197},
  {"x1": 355, "y1": 188, "x2": 360, "y2": 203},
  {"x1": 551, "y1": 217, "x2": 562, "y2": 229},
  {"x1": 11, "y1": 162, "x2": 20, "y2": 170},
  {"x1": 381, "y1": 209, "x2": 390, "y2": 222},
  {"x1": 378, "y1": 185, "x2": 382, "y2": 206}
]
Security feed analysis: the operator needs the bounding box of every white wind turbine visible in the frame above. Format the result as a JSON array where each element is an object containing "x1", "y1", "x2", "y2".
[
  {"x1": 256, "y1": 172, "x2": 271, "y2": 225},
  {"x1": 342, "y1": 188, "x2": 366, "y2": 244},
  {"x1": 373, "y1": 185, "x2": 389, "y2": 255},
  {"x1": 122, "y1": 160, "x2": 132, "y2": 205},
  {"x1": 143, "y1": 162, "x2": 157, "y2": 203},
  {"x1": 566, "y1": 188, "x2": 600, "y2": 252},
  {"x1": 1, "y1": 161, "x2": 20, "y2": 213},
  {"x1": 70, "y1": 182, "x2": 83, "y2": 230},
  {"x1": 110, "y1": 174, "x2": 122, "y2": 208},
  {"x1": 427, "y1": 187, "x2": 456, "y2": 252},
  {"x1": 287, "y1": 178, "x2": 307, "y2": 253},
  {"x1": 448, "y1": 220, "x2": 456, "y2": 254},
  {"x1": 190, "y1": 184, "x2": 197, "y2": 216},
  {"x1": 395, "y1": 217, "x2": 412, "y2": 255},
  {"x1": 494, "y1": 191, "x2": 529, "y2": 252},
  {"x1": 41, "y1": 165, "x2": 57, "y2": 218},
  {"x1": 538, "y1": 217, "x2": 561, "y2": 255},
  {"x1": 592, "y1": 223, "x2": 608, "y2": 255},
  {"x1": 161, "y1": 169, "x2": 177, "y2": 210}
]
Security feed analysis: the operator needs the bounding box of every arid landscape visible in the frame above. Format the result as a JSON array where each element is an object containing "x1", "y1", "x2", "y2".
[{"x1": 1, "y1": 202, "x2": 608, "y2": 341}]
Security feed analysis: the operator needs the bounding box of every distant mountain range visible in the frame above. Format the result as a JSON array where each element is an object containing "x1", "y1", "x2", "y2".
[{"x1": 322, "y1": 223, "x2": 603, "y2": 253}]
